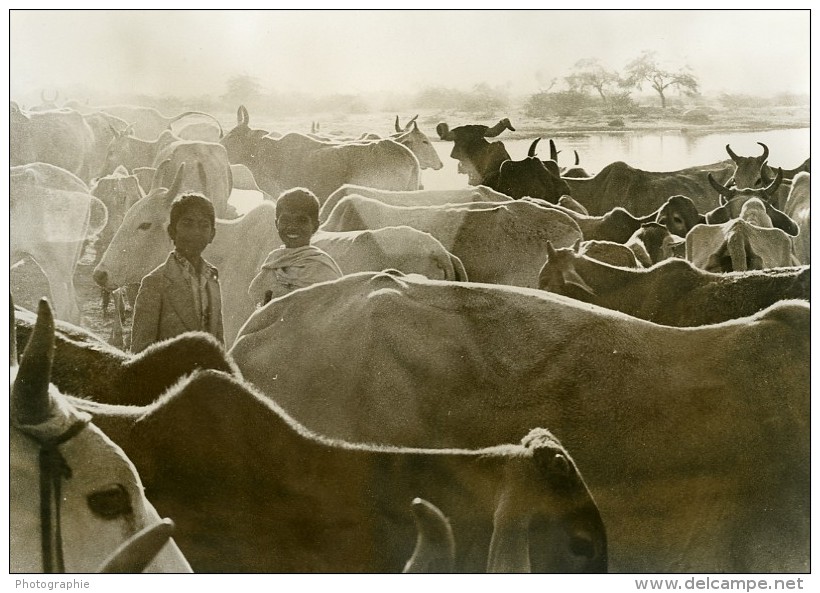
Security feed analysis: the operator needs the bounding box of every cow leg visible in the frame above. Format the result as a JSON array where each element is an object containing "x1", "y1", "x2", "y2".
[{"x1": 29, "y1": 245, "x2": 82, "y2": 324}]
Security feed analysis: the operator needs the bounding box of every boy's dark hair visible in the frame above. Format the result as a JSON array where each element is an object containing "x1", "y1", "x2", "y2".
[
  {"x1": 275, "y1": 188, "x2": 320, "y2": 222},
  {"x1": 169, "y1": 193, "x2": 216, "y2": 230}
]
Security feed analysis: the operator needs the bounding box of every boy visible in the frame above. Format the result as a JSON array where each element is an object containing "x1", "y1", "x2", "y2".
[
  {"x1": 248, "y1": 188, "x2": 343, "y2": 307},
  {"x1": 130, "y1": 192, "x2": 224, "y2": 353}
]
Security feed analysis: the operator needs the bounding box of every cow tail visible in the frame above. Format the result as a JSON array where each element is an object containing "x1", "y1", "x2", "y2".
[{"x1": 726, "y1": 230, "x2": 748, "y2": 272}]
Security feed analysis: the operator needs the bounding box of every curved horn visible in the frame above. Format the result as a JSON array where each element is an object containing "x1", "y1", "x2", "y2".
[
  {"x1": 762, "y1": 167, "x2": 783, "y2": 197},
  {"x1": 406, "y1": 114, "x2": 419, "y2": 131},
  {"x1": 97, "y1": 519, "x2": 176, "y2": 573},
  {"x1": 549, "y1": 139, "x2": 558, "y2": 161},
  {"x1": 167, "y1": 163, "x2": 185, "y2": 200},
  {"x1": 757, "y1": 142, "x2": 769, "y2": 163},
  {"x1": 528, "y1": 138, "x2": 542, "y2": 158},
  {"x1": 436, "y1": 122, "x2": 453, "y2": 141},
  {"x1": 402, "y1": 498, "x2": 455, "y2": 573},
  {"x1": 394, "y1": 116, "x2": 402, "y2": 133},
  {"x1": 726, "y1": 144, "x2": 739, "y2": 163},
  {"x1": 13, "y1": 299, "x2": 55, "y2": 426},
  {"x1": 574, "y1": 150, "x2": 580, "y2": 166},
  {"x1": 237, "y1": 105, "x2": 249, "y2": 125},
  {"x1": 484, "y1": 118, "x2": 515, "y2": 138},
  {"x1": 708, "y1": 173, "x2": 733, "y2": 197}
]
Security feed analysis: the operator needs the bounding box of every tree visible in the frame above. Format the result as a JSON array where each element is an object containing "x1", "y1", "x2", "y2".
[
  {"x1": 565, "y1": 58, "x2": 620, "y2": 102},
  {"x1": 223, "y1": 75, "x2": 263, "y2": 108},
  {"x1": 622, "y1": 51, "x2": 699, "y2": 108}
]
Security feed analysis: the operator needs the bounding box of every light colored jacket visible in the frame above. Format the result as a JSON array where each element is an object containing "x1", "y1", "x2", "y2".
[
  {"x1": 248, "y1": 245, "x2": 343, "y2": 306},
  {"x1": 130, "y1": 252, "x2": 224, "y2": 353}
]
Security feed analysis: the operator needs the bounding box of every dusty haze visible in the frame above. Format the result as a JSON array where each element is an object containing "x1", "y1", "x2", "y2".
[{"x1": 10, "y1": 9, "x2": 810, "y2": 104}]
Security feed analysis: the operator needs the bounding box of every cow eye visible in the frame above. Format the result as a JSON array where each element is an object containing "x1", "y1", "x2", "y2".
[
  {"x1": 137, "y1": 222, "x2": 152, "y2": 230},
  {"x1": 87, "y1": 484, "x2": 133, "y2": 519}
]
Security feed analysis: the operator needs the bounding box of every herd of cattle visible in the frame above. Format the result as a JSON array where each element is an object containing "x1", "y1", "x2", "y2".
[{"x1": 9, "y1": 97, "x2": 810, "y2": 574}]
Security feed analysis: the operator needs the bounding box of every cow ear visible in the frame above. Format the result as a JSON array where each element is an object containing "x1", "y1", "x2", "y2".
[
  {"x1": 546, "y1": 241, "x2": 556, "y2": 260},
  {"x1": 719, "y1": 194, "x2": 728, "y2": 206}
]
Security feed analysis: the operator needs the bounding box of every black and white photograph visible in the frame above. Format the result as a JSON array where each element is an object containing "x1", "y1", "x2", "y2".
[{"x1": 8, "y1": 7, "x2": 812, "y2": 584}]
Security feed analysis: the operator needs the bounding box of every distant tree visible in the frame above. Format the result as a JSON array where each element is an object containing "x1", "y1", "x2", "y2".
[
  {"x1": 524, "y1": 90, "x2": 592, "y2": 118},
  {"x1": 622, "y1": 51, "x2": 699, "y2": 109},
  {"x1": 565, "y1": 58, "x2": 621, "y2": 102},
  {"x1": 223, "y1": 75, "x2": 263, "y2": 108}
]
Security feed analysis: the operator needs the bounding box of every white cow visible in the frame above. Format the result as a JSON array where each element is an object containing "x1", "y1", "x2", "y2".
[
  {"x1": 11, "y1": 163, "x2": 108, "y2": 323},
  {"x1": 783, "y1": 172, "x2": 810, "y2": 264},
  {"x1": 320, "y1": 183, "x2": 512, "y2": 223},
  {"x1": 94, "y1": 197, "x2": 467, "y2": 346},
  {"x1": 10, "y1": 299, "x2": 192, "y2": 573}
]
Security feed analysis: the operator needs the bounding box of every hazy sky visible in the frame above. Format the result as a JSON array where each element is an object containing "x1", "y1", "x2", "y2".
[{"x1": 9, "y1": 10, "x2": 811, "y2": 102}]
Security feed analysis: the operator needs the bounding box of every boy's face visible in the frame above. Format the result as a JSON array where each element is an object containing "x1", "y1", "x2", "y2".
[
  {"x1": 168, "y1": 208, "x2": 215, "y2": 261},
  {"x1": 275, "y1": 208, "x2": 318, "y2": 248}
]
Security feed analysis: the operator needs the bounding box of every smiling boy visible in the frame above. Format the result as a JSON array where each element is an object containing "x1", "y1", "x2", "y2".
[
  {"x1": 130, "y1": 192, "x2": 224, "y2": 353},
  {"x1": 248, "y1": 188, "x2": 343, "y2": 307}
]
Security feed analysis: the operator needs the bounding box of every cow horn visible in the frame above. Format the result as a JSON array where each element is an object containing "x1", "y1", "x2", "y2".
[
  {"x1": 763, "y1": 167, "x2": 783, "y2": 197},
  {"x1": 574, "y1": 150, "x2": 580, "y2": 166},
  {"x1": 528, "y1": 138, "x2": 541, "y2": 158},
  {"x1": 573, "y1": 239, "x2": 582, "y2": 253},
  {"x1": 402, "y1": 498, "x2": 455, "y2": 573},
  {"x1": 708, "y1": 173, "x2": 733, "y2": 198},
  {"x1": 436, "y1": 123, "x2": 453, "y2": 141},
  {"x1": 549, "y1": 139, "x2": 558, "y2": 161},
  {"x1": 757, "y1": 142, "x2": 769, "y2": 163},
  {"x1": 406, "y1": 114, "x2": 419, "y2": 131},
  {"x1": 726, "y1": 144, "x2": 739, "y2": 163},
  {"x1": 546, "y1": 241, "x2": 557, "y2": 260},
  {"x1": 167, "y1": 163, "x2": 185, "y2": 200},
  {"x1": 13, "y1": 299, "x2": 55, "y2": 426},
  {"x1": 760, "y1": 164, "x2": 773, "y2": 186},
  {"x1": 484, "y1": 118, "x2": 515, "y2": 138},
  {"x1": 97, "y1": 519, "x2": 176, "y2": 573},
  {"x1": 238, "y1": 105, "x2": 249, "y2": 126},
  {"x1": 394, "y1": 116, "x2": 402, "y2": 133}
]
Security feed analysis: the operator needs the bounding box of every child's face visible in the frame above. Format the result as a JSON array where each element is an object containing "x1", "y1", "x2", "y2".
[
  {"x1": 169, "y1": 208, "x2": 215, "y2": 261},
  {"x1": 275, "y1": 208, "x2": 318, "y2": 248}
]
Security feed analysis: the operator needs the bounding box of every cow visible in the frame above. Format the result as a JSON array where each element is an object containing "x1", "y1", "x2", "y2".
[
  {"x1": 11, "y1": 101, "x2": 96, "y2": 181},
  {"x1": 89, "y1": 166, "x2": 145, "y2": 262},
  {"x1": 149, "y1": 140, "x2": 235, "y2": 219},
  {"x1": 538, "y1": 242, "x2": 809, "y2": 326},
  {"x1": 10, "y1": 299, "x2": 192, "y2": 573},
  {"x1": 436, "y1": 118, "x2": 516, "y2": 186},
  {"x1": 229, "y1": 270, "x2": 809, "y2": 573},
  {"x1": 14, "y1": 303, "x2": 239, "y2": 406},
  {"x1": 493, "y1": 141, "x2": 572, "y2": 200},
  {"x1": 320, "y1": 195, "x2": 583, "y2": 288},
  {"x1": 221, "y1": 105, "x2": 420, "y2": 200},
  {"x1": 99, "y1": 126, "x2": 178, "y2": 178},
  {"x1": 390, "y1": 114, "x2": 444, "y2": 170},
  {"x1": 624, "y1": 222, "x2": 682, "y2": 267},
  {"x1": 783, "y1": 172, "x2": 810, "y2": 264},
  {"x1": 29, "y1": 89, "x2": 62, "y2": 112},
  {"x1": 686, "y1": 211, "x2": 796, "y2": 273},
  {"x1": 94, "y1": 198, "x2": 469, "y2": 345},
  {"x1": 77, "y1": 103, "x2": 223, "y2": 141},
  {"x1": 320, "y1": 183, "x2": 512, "y2": 223},
  {"x1": 175, "y1": 118, "x2": 224, "y2": 143},
  {"x1": 705, "y1": 168, "x2": 798, "y2": 235},
  {"x1": 11, "y1": 163, "x2": 108, "y2": 323},
  {"x1": 725, "y1": 143, "x2": 810, "y2": 209},
  {"x1": 541, "y1": 138, "x2": 590, "y2": 178},
  {"x1": 577, "y1": 240, "x2": 640, "y2": 268},
  {"x1": 72, "y1": 368, "x2": 606, "y2": 573}
]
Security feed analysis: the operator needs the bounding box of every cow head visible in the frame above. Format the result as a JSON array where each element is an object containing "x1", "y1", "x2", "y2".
[
  {"x1": 655, "y1": 195, "x2": 705, "y2": 237},
  {"x1": 394, "y1": 115, "x2": 443, "y2": 171},
  {"x1": 725, "y1": 142, "x2": 770, "y2": 189},
  {"x1": 10, "y1": 298, "x2": 191, "y2": 573},
  {"x1": 437, "y1": 119, "x2": 515, "y2": 185},
  {"x1": 539, "y1": 241, "x2": 596, "y2": 297},
  {"x1": 494, "y1": 139, "x2": 571, "y2": 201},
  {"x1": 706, "y1": 169, "x2": 798, "y2": 235},
  {"x1": 220, "y1": 105, "x2": 269, "y2": 165}
]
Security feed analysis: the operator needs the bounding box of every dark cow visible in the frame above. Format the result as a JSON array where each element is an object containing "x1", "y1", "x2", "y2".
[
  {"x1": 436, "y1": 118, "x2": 516, "y2": 186},
  {"x1": 543, "y1": 138, "x2": 589, "y2": 178},
  {"x1": 73, "y1": 370, "x2": 607, "y2": 573},
  {"x1": 496, "y1": 151, "x2": 736, "y2": 216},
  {"x1": 222, "y1": 105, "x2": 419, "y2": 200},
  {"x1": 705, "y1": 168, "x2": 798, "y2": 235},
  {"x1": 624, "y1": 222, "x2": 681, "y2": 267},
  {"x1": 538, "y1": 242, "x2": 810, "y2": 326},
  {"x1": 14, "y1": 305, "x2": 238, "y2": 406},
  {"x1": 229, "y1": 270, "x2": 809, "y2": 572}
]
